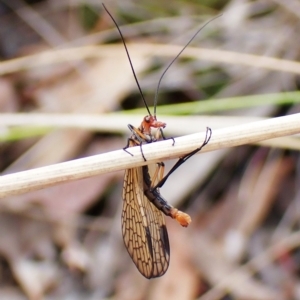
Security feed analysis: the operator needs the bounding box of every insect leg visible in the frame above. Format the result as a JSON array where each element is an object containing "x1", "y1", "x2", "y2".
[
  {"x1": 139, "y1": 144, "x2": 147, "y2": 162},
  {"x1": 123, "y1": 124, "x2": 148, "y2": 161},
  {"x1": 123, "y1": 138, "x2": 136, "y2": 156},
  {"x1": 148, "y1": 162, "x2": 165, "y2": 190},
  {"x1": 123, "y1": 138, "x2": 147, "y2": 162},
  {"x1": 152, "y1": 127, "x2": 212, "y2": 190},
  {"x1": 159, "y1": 128, "x2": 175, "y2": 146}
]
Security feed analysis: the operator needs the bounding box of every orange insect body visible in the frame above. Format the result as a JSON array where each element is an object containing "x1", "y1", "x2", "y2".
[
  {"x1": 122, "y1": 115, "x2": 193, "y2": 278},
  {"x1": 140, "y1": 115, "x2": 166, "y2": 136},
  {"x1": 103, "y1": 3, "x2": 214, "y2": 279}
]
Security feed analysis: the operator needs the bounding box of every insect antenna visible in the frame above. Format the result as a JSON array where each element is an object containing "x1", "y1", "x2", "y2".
[
  {"x1": 153, "y1": 14, "x2": 222, "y2": 116},
  {"x1": 102, "y1": 3, "x2": 151, "y2": 116}
]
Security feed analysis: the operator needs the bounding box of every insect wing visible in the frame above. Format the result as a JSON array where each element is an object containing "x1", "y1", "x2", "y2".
[{"x1": 122, "y1": 166, "x2": 170, "y2": 278}]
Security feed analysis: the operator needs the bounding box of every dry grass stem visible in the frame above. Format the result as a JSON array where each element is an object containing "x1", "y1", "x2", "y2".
[
  {"x1": 1, "y1": 44, "x2": 300, "y2": 75},
  {"x1": 0, "y1": 113, "x2": 299, "y2": 198}
]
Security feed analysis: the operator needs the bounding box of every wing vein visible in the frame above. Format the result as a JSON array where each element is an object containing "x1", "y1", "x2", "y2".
[{"x1": 122, "y1": 167, "x2": 170, "y2": 279}]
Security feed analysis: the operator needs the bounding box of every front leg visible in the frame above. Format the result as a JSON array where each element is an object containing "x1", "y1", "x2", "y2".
[{"x1": 123, "y1": 124, "x2": 149, "y2": 161}]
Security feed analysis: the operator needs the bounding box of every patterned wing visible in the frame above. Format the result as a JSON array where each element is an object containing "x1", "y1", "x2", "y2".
[{"x1": 122, "y1": 167, "x2": 170, "y2": 279}]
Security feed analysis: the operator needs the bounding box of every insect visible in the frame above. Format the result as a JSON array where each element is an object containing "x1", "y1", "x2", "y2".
[{"x1": 103, "y1": 4, "x2": 216, "y2": 278}]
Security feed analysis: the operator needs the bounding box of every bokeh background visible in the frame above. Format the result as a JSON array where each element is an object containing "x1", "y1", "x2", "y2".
[{"x1": 0, "y1": 0, "x2": 300, "y2": 299}]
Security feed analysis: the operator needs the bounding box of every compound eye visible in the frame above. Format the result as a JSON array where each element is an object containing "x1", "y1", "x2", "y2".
[{"x1": 144, "y1": 115, "x2": 151, "y2": 123}]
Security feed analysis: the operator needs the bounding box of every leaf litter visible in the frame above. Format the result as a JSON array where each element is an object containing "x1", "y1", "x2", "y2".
[{"x1": 0, "y1": 1, "x2": 300, "y2": 299}]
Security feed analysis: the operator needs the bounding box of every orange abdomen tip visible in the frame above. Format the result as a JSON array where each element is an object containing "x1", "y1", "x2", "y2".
[{"x1": 171, "y1": 209, "x2": 192, "y2": 227}]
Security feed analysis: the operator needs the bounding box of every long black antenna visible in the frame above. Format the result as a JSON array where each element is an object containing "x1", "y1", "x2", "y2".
[
  {"x1": 153, "y1": 14, "x2": 222, "y2": 116},
  {"x1": 102, "y1": 4, "x2": 152, "y2": 116}
]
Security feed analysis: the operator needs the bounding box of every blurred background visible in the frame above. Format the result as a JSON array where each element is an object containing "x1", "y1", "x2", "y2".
[{"x1": 0, "y1": 0, "x2": 300, "y2": 299}]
